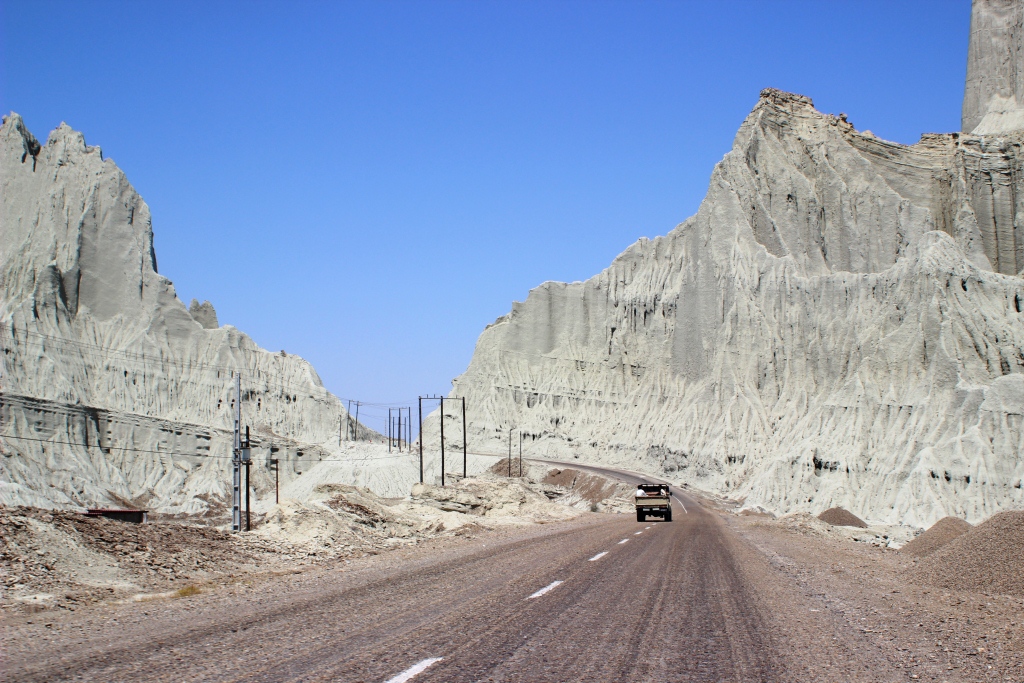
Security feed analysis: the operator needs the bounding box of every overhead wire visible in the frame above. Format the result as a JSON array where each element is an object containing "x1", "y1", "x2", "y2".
[
  {"x1": 0, "y1": 328, "x2": 422, "y2": 408},
  {"x1": 0, "y1": 433, "x2": 414, "y2": 464}
]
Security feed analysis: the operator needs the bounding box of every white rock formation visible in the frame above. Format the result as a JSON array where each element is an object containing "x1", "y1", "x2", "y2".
[
  {"x1": 434, "y1": 14, "x2": 1024, "y2": 527},
  {"x1": 189, "y1": 299, "x2": 219, "y2": 330},
  {"x1": 0, "y1": 113, "x2": 400, "y2": 513},
  {"x1": 964, "y1": 0, "x2": 1024, "y2": 135}
]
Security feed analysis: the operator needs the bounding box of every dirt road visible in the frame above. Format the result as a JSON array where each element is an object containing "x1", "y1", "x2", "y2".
[{"x1": 5, "y1": 469, "x2": 911, "y2": 682}]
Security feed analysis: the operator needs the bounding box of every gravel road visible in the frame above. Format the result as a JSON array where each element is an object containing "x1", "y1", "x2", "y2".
[{"x1": 5, "y1": 468, "x2": 912, "y2": 682}]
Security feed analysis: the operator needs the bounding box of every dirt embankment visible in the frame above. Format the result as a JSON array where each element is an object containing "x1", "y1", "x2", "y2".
[{"x1": 1, "y1": 466, "x2": 631, "y2": 613}]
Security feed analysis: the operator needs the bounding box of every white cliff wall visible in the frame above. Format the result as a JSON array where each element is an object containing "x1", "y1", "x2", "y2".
[
  {"x1": 435, "y1": 87, "x2": 1024, "y2": 528},
  {"x1": 963, "y1": 0, "x2": 1024, "y2": 135},
  {"x1": 0, "y1": 114, "x2": 395, "y2": 512}
]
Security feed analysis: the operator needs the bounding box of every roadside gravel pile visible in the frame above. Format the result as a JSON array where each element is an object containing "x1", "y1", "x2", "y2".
[
  {"x1": 909, "y1": 511, "x2": 1024, "y2": 596},
  {"x1": 899, "y1": 516, "x2": 971, "y2": 558},
  {"x1": 818, "y1": 507, "x2": 868, "y2": 528}
]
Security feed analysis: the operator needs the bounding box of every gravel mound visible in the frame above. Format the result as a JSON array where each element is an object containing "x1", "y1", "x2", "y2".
[
  {"x1": 900, "y1": 517, "x2": 972, "y2": 557},
  {"x1": 910, "y1": 511, "x2": 1024, "y2": 596},
  {"x1": 818, "y1": 507, "x2": 867, "y2": 528}
]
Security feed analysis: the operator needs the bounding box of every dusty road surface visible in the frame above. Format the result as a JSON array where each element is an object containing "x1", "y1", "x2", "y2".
[{"x1": 6, "y1": 468, "x2": 917, "y2": 682}]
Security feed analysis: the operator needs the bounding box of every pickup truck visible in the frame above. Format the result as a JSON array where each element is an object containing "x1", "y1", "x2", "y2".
[{"x1": 635, "y1": 484, "x2": 672, "y2": 522}]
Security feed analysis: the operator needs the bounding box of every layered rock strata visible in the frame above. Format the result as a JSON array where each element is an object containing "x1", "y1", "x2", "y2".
[
  {"x1": 0, "y1": 114, "x2": 385, "y2": 512},
  {"x1": 436, "y1": 86, "x2": 1024, "y2": 527},
  {"x1": 964, "y1": 0, "x2": 1024, "y2": 135}
]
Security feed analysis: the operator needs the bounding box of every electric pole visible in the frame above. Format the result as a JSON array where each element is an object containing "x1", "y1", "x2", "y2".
[
  {"x1": 461, "y1": 397, "x2": 467, "y2": 478},
  {"x1": 418, "y1": 397, "x2": 424, "y2": 483},
  {"x1": 439, "y1": 396, "x2": 445, "y2": 486},
  {"x1": 519, "y1": 429, "x2": 523, "y2": 477},
  {"x1": 232, "y1": 375, "x2": 241, "y2": 532},
  {"x1": 242, "y1": 426, "x2": 252, "y2": 532},
  {"x1": 508, "y1": 427, "x2": 513, "y2": 477},
  {"x1": 270, "y1": 457, "x2": 279, "y2": 504}
]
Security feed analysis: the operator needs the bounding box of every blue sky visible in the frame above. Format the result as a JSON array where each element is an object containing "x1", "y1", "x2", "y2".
[{"x1": 2, "y1": 1, "x2": 969, "y2": 432}]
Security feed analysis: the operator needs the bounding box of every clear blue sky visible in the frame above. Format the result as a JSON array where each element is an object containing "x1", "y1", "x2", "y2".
[{"x1": 2, "y1": 1, "x2": 970, "y2": 430}]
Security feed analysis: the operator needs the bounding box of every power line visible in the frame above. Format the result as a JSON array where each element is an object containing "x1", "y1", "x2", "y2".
[
  {"x1": 0, "y1": 433, "x2": 413, "y2": 464},
  {"x1": 0, "y1": 328, "x2": 421, "y2": 408}
]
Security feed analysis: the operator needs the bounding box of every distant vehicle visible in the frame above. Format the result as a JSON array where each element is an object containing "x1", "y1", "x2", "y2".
[{"x1": 635, "y1": 484, "x2": 672, "y2": 522}]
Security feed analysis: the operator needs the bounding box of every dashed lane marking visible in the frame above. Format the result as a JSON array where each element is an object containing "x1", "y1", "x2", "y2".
[
  {"x1": 634, "y1": 531, "x2": 643, "y2": 535},
  {"x1": 527, "y1": 580, "x2": 563, "y2": 599},
  {"x1": 645, "y1": 526, "x2": 651, "y2": 529},
  {"x1": 383, "y1": 657, "x2": 443, "y2": 683},
  {"x1": 589, "y1": 552, "x2": 608, "y2": 561},
  {"x1": 618, "y1": 539, "x2": 629, "y2": 544}
]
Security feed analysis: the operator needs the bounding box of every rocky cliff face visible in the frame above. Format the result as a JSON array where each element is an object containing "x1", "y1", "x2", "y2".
[
  {"x1": 964, "y1": 0, "x2": 1024, "y2": 135},
  {"x1": 0, "y1": 114, "x2": 386, "y2": 512},
  {"x1": 438, "y1": 77, "x2": 1024, "y2": 526}
]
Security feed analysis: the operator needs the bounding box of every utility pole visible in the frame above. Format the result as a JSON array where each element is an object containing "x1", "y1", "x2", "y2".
[
  {"x1": 354, "y1": 402, "x2": 361, "y2": 440},
  {"x1": 242, "y1": 426, "x2": 252, "y2": 532},
  {"x1": 388, "y1": 408, "x2": 392, "y2": 453},
  {"x1": 519, "y1": 429, "x2": 523, "y2": 477},
  {"x1": 346, "y1": 400, "x2": 352, "y2": 441},
  {"x1": 232, "y1": 375, "x2": 241, "y2": 532},
  {"x1": 461, "y1": 398, "x2": 467, "y2": 478},
  {"x1": 397, "y1": 410, "x2": 402, "y2": 452},
  {"x1": 508, "y1": 427, "x2": 513, "y2": 477},
  {"x1": 270, "y1": 458, "x2": 279, "y2": 504},
  {"x1": 439, "y1": 396, "x2": 446, "y2": 486},
  {"x1": 418, "y1": 397, "x2": 424, "y2": 483}
]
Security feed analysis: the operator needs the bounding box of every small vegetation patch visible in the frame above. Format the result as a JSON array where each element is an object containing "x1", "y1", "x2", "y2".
[{"x1": 174, "y1": 584, "x2": 201, "y2": 598}]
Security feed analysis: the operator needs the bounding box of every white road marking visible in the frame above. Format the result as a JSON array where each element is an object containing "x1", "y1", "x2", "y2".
[
  {"x1": 618, "y1": 539, "x2": 629, "y2": 544},
  {"x1": 383, "y1": 657, "x2": 443, "y2": 683},
  {"x1": 634, "y1": 531, "x2": 643, "y2": 535},
  {"x1": 527, "y1": 580, "x2": 563, "y2": 599},
  {"x1": 589, "y1": 551, "x2": 608, "y2": 561},
  {"x1": 645, "y1": 526, "x2": 651, "y2": 529},
  {"x1": 673, "y1": 495, "x2": 688, "y2": 513}
]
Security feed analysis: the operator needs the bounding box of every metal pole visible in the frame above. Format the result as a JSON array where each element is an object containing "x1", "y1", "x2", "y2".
[
  {"x1": 462, "y1": 397, "x2": 467, "y2": 478},
  {"x1": 418, "y1": 397, "x2": 424, "y2": 483},
  {"x1": 508, "y1": 427, "x2": 512, "y2": 477},
  {"x1": 232, "y1": 375, "x2": 241, "y2": 532},
  {"x1": 439, "y1": 397, "x2": 445, "y2": 486},
  {"x1": 271, "y1": 458, "x2": 279, "y2": 504},
  {"x1": 354, "y1": 402, "x2": 360, "y2": 440},
  {"x1": 398, "y1": 411, "x2": 402, "y2": 452},
  {"x1": 388, "y1": 408, "x2": 392, "y2": 453},
  {"x1": 245, "y1": 460, "x2": 251, "y2": 532},
  {"x1": 347, "y1": 400, "x2": 352, "y2": 441},
  {"x1": 519, "y1": 430, "x2": 523, "y2": 477}
]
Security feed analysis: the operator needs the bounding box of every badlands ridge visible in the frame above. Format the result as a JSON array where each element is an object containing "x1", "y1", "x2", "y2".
[{"x1": 3, "y1": 0, "x2": 1024, "y2": 529}]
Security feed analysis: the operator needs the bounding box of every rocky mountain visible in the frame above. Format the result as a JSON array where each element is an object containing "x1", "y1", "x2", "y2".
[
  {"x1": 433, "y1": 0, "x2": 1024, "y2": 527},
  {"x1": 0, "y1": 114, "x2": 388, "y2": 513}
]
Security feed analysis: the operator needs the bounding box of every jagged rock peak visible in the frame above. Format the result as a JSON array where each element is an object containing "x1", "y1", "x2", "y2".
[
  {"x1": 963, "y1": 0, "x2": 1024, "y2": 134},
  {"x1": 2, "y1": 112, "x2": 41, "y2": 167},
  {"x1": 758, "y1": 88, "x2": 814, "y2": 108},
  {"x1": 189, "y1": 299, "x2": 219, "y2": 329}
]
